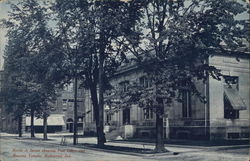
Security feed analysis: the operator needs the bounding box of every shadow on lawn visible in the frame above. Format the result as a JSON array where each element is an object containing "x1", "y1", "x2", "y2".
[{"x1": 80, "y1": 143, "x2": 179, "y2": 155}]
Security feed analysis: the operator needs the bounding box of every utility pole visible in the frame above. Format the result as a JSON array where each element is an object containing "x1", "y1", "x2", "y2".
[{"x1": 73, "y1": 77, "x2": 78, "y2": 145}]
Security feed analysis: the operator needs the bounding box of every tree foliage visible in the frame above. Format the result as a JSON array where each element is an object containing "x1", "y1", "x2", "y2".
[
  {"x1": 52, "y1": 0, "x2": 144, "y2": 146},
  {"x1": 0, "y1": 0, "x2": 248, "y2": 150},
  {"x1": 1, "y1": 0, "x2": 58, "y2": 127},
  {"x1": 108, "y1": 0, "x2": 249, "y2": 116},
  {"x1": 105, "y1": 0, "x2": 249, "y2": 152}
]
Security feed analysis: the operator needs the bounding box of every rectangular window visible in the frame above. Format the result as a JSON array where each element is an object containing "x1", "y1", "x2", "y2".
[
  {"x1": 106, "y1": 114, "x2": 111, "y2": 125},
  {"x1": 223, "y1": 76, "x2": 243, "y2": 119},
  {"x1": 62, "y1": 99, "x2": 67, "y2": 106},
  {"x1": 182, "y1": 90, "x2": 192, "y2": 118},
  {"x1": 139, "y1": 76, "x2": 152, "y2": 88},
  {"x1": 119, "y1": 81, "x2": 129, "y2": 92},
  {"x1": 224, "y1": 91, "x2": 240, "y2": 119},
  {"x1": 144, "y1": 108, "x2": 153, "y2": 120},
  {"x1": 224, "y1": 110, "x2": 239, "y2": 119},
  {"x1": 223, "y1": 76, "x2": 239, "y2": 90}
]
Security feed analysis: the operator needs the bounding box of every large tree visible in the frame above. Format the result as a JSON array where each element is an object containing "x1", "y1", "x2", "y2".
[
  {"x1": 108, "y1": 0, "x2": 249, "y2": 152},
  {"x1": 1, "y1": 0, "x2": 58, "y2": 139},
  {"x1": 52, "y1": 0, "x2": 143, "y2": 146}
]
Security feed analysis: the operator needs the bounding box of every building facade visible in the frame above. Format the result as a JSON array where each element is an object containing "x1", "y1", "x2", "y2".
[
  {"x1": 208, "y1": 54, "x2": 249, "y2": 139},
  {"x1": 24, "y1": 82, "x2": 85, "y2": 133},
  {"x1": 54, "y1": 83, "x2": 85, "y2": 133},
  {"x1": 83, "y1": 53, "x2": 249, "y2": 140},
  {"x1": 1, "y1": 53, "x2": 249, "y2": 139}
]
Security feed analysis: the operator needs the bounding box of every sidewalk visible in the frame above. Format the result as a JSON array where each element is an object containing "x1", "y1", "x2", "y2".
[{"x1": 1, "y1": 132, "x2": 249, "y2": 154}]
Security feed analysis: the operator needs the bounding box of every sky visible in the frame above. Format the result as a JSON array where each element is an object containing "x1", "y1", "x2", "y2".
[{"x1": 0, "y1": 0, "x2": 10, "y2": 70}]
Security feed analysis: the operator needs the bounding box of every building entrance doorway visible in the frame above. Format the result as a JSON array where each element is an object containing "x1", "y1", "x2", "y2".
[
  {"x1": 66, "y1": 118, "x2": 73, "y2": 132},
  {"x1": 123, "y1": 108, "x2": 130, "y2": 125}
]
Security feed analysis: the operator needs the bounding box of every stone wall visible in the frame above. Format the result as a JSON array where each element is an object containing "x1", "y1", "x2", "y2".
[{"x1": 209, "y1": 55, "x2": 250, "y2": 140}]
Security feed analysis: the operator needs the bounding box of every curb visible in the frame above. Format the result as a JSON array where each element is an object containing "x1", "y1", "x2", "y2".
[
  {"x1": 110, "y1": 140, "x2": 250, "y2": 151},
  {"x1": 14, "y1": 137, "x2": 178, "y2": 157},
  {"x1": 109, "y1": 140, "x2": 209, "y2": 149},
  {"x1": 76, "y1": 144, "x2": 177, "y2": 157}
]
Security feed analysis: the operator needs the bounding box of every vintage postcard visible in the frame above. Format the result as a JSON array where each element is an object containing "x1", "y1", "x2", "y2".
[{"x1": 0, "y1": 0, "x2": 249, "y2": 161}]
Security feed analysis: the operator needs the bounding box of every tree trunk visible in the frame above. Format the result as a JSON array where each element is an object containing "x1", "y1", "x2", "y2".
[
  {"x1": 154, "y1": 112, "x2": 167, "y2": 152},
  {"x1": 43, "y1": 113, "x2": 48, "y2": 140},
  {"x1": 73, "y1": 77, "x2": 78, "y2": 145},
  {"x1": 154, "y1": 98, "x2": 168, "y2": 153},
  {"x1": 89, "y1": 83, "x2": 100, "y2": 137},
  {"x1": 18, "y1": 115, "x2": 22, "y2": 137},
  {"x1": 30, "y1": 108, "x2": 35, "y2": 138},
  {"x1": 97, "y1": 50, "x2": 106, "y2": 147}
]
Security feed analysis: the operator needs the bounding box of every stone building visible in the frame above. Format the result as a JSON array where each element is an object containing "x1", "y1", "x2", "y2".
[
  {"x1": 83, "y1": 53, "x2": 249, "y2": 140},
  {"x1": 208, "y1": 53, "x2": 249, "y2": 139}
]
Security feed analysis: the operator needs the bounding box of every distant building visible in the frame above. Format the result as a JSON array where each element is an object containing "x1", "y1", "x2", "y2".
[
  {"x1": 83, "y1": 53, "x2": 249, "y2": 140},
  {"x1": 24, "y1": 82, "x2": 85, "y2": 133},
  {"x1": 0, "y1": 68, "x2": 86, "y2": 134},
  {"x1": 52, "y1": 82, "x2": 85, "y2": 133}
]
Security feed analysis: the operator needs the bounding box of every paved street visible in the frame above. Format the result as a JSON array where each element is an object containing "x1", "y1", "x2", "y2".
[
  {"x1": 0, "y1": 135, "x2": 147, "y2": 161},
  {"x1": 0, "y1": 133, "x2": 249, "y2": 161}
]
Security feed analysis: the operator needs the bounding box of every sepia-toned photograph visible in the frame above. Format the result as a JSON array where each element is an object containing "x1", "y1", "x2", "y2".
[{"x1": 0, "y1": 0, "x2": 249, "y2": 161}]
